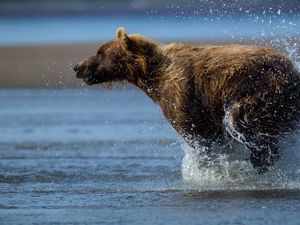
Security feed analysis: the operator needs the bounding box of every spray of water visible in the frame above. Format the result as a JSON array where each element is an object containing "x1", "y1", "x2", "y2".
[
  {"x1": 283, "y1": 39, "x2": 300, "y2": 71},
  {"x1": 181, "y1": 133, "x2": 300, "y2": 191}
]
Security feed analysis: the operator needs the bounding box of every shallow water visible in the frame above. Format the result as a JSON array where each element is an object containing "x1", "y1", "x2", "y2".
[{"x1": 1, "y1": 88, "x2": 300, "y2": 224}]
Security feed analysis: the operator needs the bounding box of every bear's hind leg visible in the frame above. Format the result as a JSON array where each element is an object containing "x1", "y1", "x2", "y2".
[
  {"x1": 248, "y1": 136, "x2": 280, "y2": 173},
  {"x1": 223, "y1": 100, "x2": 281, "y2": 173}
]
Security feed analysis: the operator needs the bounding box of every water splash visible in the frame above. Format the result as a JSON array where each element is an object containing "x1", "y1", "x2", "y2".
[
  {"x1": 283, "y1": 39, "x2": 300, "y2": 71},
  {"x1": 181, "y1": 133, "x2": 300, "y2": 191}
]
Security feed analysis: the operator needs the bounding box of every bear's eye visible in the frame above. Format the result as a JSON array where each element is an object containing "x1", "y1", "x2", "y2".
[{"x1": 97, "y1": 50, "x2": 104, "y2": 56}]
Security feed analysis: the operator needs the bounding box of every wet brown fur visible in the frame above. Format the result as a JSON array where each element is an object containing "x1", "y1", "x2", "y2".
[{"x1": 75, "y1": 27, "x2": 300, "y2": 172}]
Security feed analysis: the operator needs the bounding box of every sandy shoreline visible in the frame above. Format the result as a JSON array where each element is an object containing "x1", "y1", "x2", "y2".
[
  {"x1": 0, "y1": 43, "x2": 100, "y2": 88},
  {"x1": 0, "y1": 41, "x2": 299, "y2": 88}
]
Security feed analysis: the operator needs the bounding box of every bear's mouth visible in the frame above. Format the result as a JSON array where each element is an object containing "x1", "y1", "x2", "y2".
[
  {"x1": 83, "y1": 73, "x2": 97, "y2": 85},
  {"x1": 76, "y1": 71, "x2": 97, "y2": 85}
]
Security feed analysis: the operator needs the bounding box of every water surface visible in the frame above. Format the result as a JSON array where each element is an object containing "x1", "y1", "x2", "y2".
[{"x1": 1, "y1": 89, "x2": 300, "y2": 224}]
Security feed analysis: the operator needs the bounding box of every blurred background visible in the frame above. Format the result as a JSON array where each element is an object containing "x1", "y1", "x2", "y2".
[{"x1": 0, "y1": 0, "x2": 299, "y2": 87}]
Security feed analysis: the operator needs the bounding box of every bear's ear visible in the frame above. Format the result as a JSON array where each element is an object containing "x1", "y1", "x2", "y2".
[
  {"x1": 116, "y1": 27, "x2": 126, "y2": 39},
  {"x1": 116, "y1": 27, "x2": 155, "y2": 55},
  {"x1": 116, "y1": 27, "x2": 131, "y2": 48}
]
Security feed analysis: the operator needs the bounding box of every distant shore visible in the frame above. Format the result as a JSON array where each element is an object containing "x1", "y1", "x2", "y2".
[{"x1": 0, "y1": 40, "x2": 299, "y2": 88}]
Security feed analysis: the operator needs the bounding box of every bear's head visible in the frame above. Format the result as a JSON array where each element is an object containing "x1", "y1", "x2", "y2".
[{"x1": 74, "y1": 27, "x2": 158, "y2": 85}]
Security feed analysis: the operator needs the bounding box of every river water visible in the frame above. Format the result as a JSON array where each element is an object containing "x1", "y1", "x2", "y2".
[{"x1": 1, "y1": 88, "x2": 300, "y2": 225}]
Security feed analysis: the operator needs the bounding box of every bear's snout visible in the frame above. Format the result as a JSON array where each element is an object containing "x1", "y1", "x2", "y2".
[{"x1": 73, "y1": 62, "x2": 87, "y2": 78}]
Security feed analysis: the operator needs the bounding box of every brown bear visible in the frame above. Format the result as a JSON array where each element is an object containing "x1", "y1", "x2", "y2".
[{"x1": 74, "y1": 27, "x2": 300, "y2": 173}]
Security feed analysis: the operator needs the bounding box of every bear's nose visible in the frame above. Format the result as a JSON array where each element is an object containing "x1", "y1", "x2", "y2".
[{"x1": 73, "y1": 64, "x2": 79, "y2": 72}]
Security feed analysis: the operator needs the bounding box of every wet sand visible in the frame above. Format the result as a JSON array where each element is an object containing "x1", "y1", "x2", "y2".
[{"x1": 0, "y1": 44, "x2": 100, "y2": 88}]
